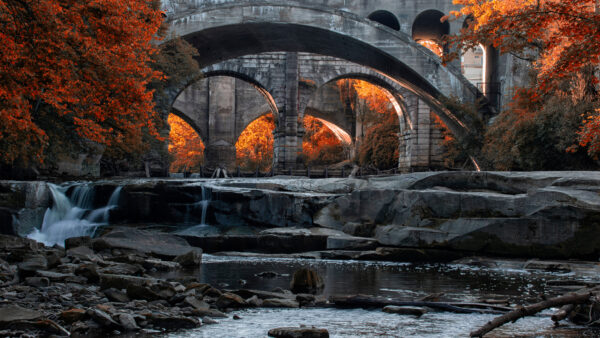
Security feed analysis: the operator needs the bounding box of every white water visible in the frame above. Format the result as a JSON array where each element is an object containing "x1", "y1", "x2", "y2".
[
  {"x1": 28, "y1": 183, "x2": 122, "y2": 247},
  {"x1": 177, "y1": 185, "x2": 212, "y2": 236}
]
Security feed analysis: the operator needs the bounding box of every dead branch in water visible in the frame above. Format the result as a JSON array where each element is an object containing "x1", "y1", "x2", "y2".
[{"x1": 470, "y1": 292, "x2": 592, "y2": 337}]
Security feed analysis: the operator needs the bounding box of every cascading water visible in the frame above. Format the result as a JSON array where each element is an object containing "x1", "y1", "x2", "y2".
[
  {"x1": 177, "y1": 185, "x2": 216, "y2": 236},
  {"x1": 28, "y1": 183, "x2": 122, "y2": 247}
]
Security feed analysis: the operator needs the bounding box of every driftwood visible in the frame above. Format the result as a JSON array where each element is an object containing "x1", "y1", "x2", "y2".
[
  {"x1": 470, "y1": 292, "x2": 592, "y2": 337},
  {"x1": 551, "y1": 304, "x2": 576, "y2": 323},
  {"x1": 329, "y1": 295, "x2": 507, "y2": 314}
]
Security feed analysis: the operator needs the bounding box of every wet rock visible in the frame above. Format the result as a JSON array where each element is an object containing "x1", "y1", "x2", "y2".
[
  {"x1": 524, "y1": 260, "x2": 572, "y2": 272},
  {"x1": 233, "y1": 314, "x2": 242, "y2": 320},
  {"x1": 144, "y1": 313, "x2": 199, "y2": 330},
  {"x1": 202, "y1": 317, "x2": 218, "y2": 325},
  {"x1": 296, "y1": 294, "x2": 316, "y2": 306},
  {"x1": 216, "y1": 292, "x2": 246, "y2": 309},
  {"x1": 192, "y1": 308, "x2": 228, "y2": 318},
  {"x1": 268, "y1": 326, "x2": 329, "y2": 338},
  {"x1": 246, "y1": 295, "x2": 263, "y2": 307},
  {"x1": 262, "y1": 298, "x2": 300, "y2": 308},
  {"x1": 99, "y1": 262, "x2": 144, "y2": 276},
  {"x1": 0, "y1": 305, "x2": 44, "y2": 323},
  {"x1": 202, "y1": 287, "x2": 223, "y2": 298},
  {"x1": 61, "y1": 308, "x2": 87, "y2": 323},
  {"x1": 356, "y1": 247, "x2": 463, "y2": 263},
  {"x1": 118, "y1": 313, "x2": 140, "y2": 331},
  {"x1": 382, "y1": 305, "x2": 427, "y2": 316},
  {"x1": 184, "y1": 296, "x2": 209, "y2": 310},
  {"x1": 103, "y1": 288, "x2": 130, "y2": 303},
  {"x1": 92, "y1": 228, "x2": 197, "y2": 259},
  {"x1": 290, "y1": 268, "x2": 324, "y2": 294},
  {"x1": 174, "y1": 249, "x2": 203, "y2": 268}
]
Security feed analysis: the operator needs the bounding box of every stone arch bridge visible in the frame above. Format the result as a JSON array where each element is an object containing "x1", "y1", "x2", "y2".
[{"x1": 159, "y1": 0, "x2": 525, "y2": 173}]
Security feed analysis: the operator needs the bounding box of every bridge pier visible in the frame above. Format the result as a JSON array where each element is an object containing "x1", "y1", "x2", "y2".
[{"x1": 273, "y1": 52, "x2": 303, "y2": 172}]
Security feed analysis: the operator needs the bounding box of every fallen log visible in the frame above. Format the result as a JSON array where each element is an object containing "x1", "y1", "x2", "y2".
[
  {"x1": 470, "y1": 292, "x2": 592, "y2": 337},
  {"x1": 551, "y1": 304, "x2": 576, "y2": 323},
  {"x1": 329, "y1": 295, "x2": 506, "y2": 314}
]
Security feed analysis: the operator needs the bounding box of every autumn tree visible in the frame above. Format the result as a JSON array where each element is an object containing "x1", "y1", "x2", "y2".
[
  {"x1": 167, "y1": 114, "x2": 205, "y2": 173},
  {"x1": 236, "y1": 114, "x2": 275, "y2": 172},
  {"x1": 0, "y1": 0, "x2": 164, "y2": 168},
  {"x1": 445, "y1": 0, "x2": 600, "y2": 159},
  {"x1": 302, "y1": 116, "x2": 348, "y2": 166},
  {"x1": 347, "y1": 80, "x2": 400, "y2": 170}
]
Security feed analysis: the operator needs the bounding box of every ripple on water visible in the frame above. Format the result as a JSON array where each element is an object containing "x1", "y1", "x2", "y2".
[{"x1": 167, "y1": 308, "x2": 574, "y2": 338}]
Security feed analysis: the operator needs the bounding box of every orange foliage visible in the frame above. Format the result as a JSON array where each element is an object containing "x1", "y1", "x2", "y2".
[
  {"x1": 236, "y1": 114, "x2": 275, "y2": 172},
  {"x1": 168, "y1": 114, "x2": 204, "y2": 173},
  {"x1": 418, "y1": 40, "x2": 444, "y2": 57},
  {"x1": 345, "y1": 79, "x2": 400, "y2": 169},
  {"x1": 0, "y1": 0, "x2": 164, "y2": 165},
  {"x1": 446, "y1": 1, "x2": 600, "y2": 157},
  {"x1": 302, "y1": 116, "x2": 347, "y2": 165}
]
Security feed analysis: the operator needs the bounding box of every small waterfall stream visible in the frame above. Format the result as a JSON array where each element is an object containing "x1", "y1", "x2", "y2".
[
  {"x1": 28, "y1": 183, "x2": 122, "y2": 247},
  {"x1": 176, "y1": 185, "x2": 214, "y2": 236}
]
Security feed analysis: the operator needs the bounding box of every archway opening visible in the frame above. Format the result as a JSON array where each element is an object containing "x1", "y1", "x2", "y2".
[
  {"x1": 332, "y1": 79, "x2": 401, "y2": 170},
  {"x1": 167, "y1": 114, "x2": 205, "y2": 173},
  {"x1": 235, "y1": 113, "x2": 275, "y2": 172},
  {"x1": 367, "y1": 10, "x2": 400, "y2": 31},
  {"x1": 461, "y1": 45, "x2": 485, "y2": 88},
  {"x1": 412, "y1": 10, "x2": 449, "y2": 57}
]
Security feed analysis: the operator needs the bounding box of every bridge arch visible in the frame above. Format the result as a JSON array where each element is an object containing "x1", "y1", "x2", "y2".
[
  {"x1": 167, "y1": 2, "x2": 488, "y2": 138},
  {"x1": 412, "y1": 9, "x2": 450, "y2": 45},
  {"x1": 367, "y1": 10, "x2": 400, "y2": 31}
]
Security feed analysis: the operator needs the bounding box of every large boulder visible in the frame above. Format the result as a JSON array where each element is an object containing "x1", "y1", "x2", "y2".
[
  {"x1": 268, "y1": 327, "x2": 329, "y2": 338},
  {"x1": 92, "y1": 228, "x2": 201, "y2": 259}
]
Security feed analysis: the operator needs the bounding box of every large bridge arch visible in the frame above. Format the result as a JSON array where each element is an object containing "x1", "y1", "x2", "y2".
[{"x1": 166, "y1": 2, "x2": 489, "y2": 138}]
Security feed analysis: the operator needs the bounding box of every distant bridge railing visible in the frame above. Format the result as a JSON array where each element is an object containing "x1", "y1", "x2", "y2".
[{"x1": 172, "y1": 166, "x2": 406, "y2": 179}]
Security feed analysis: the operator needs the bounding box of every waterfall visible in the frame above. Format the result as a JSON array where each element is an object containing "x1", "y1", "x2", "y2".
[
  {"x1": 28, "y1": 183, "x2": 122, "y2": 247},
  {"x1": 177, "y1": 185, "x2": 215, "y2": 236}
]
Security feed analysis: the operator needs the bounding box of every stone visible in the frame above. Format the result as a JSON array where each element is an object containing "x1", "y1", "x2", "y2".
[
  {"x1": 118, "y1": 313, "x2": 140, "y2": 331},
  {"x1": 17, "y1": 254, "x2": 47, "y2": 278},
  {"x1": 184, "y1": 296, "x2": 210, "y2": 310},
  {"x1": 87, "y1": 308, "x2": 120, "y2": 329},
  {"x1": 144, "y1": 313, "x2": 199, "y2": 330},
  {"x1": 143, "y1": 258, "x2": 180, "y2": 271},
  {"x1": 103, "y1": 288, "x2": 130, "y2": 303},
  {"x1": 126, "y1": 284, "x2": 162, "y2": 301},
  {"x1": 192, "y1": 308, "x2": 228, "y2": 318},
  {"x1": 382, "y1": 306, "x2": 427, "y2": 316},
  {"x1": 0, "y1": 305, "x2": 44, "y2": 323},
  {"x1": 216, "y1": 292, "x2": 246, "y2": 309},
  {"x1": 326, "y1": 235, "x2": 377, "y2": 250},
  {"x1": 67, "y1": 246, "x2": 103, "y2": 262},
  {"x1": 61, "y1": 308, "x2": 87, "y2": 323},
  {"x1": 25, "y1": 276, "x2": 49, "y2": 287},
  {"x1": 262, "y1": 298, "x2": 300, "y2": 308},
  {"x1": 255, "y1": 271, "x2": 281, "y2": 278},
  {"x1": 92, "y1": 228, "x2": 197, "y2": 259},
  {"x1": 173, "y1": 249, "x2": 203, "y2": 267},
  {"x1": 99, "y1": 262, "x2": 144, "y2": 276},
  {"x1": 75, "y1": 264, "x2": 100, "y2": 283},
  {"x1": 290, "y1": 268, "x2": 324, "y2": 294},
  {"x1": 268, "y1": 327, "x2": 329, "y2": 338},
  {"x1": 202, "y1": 317, "x2": 218, "y2": 325},
  {"x1": 64, "y1": 236, "x2": 92, "y2": 250},
  {"x1": 246, "y1": 295, "x2": 263, "y2": 307},
  {"x1": 99, "y1": 273, "x2": 157, "y2": 290}
]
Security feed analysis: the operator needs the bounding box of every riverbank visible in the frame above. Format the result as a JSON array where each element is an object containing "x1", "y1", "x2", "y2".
[{"x1": 2, "y1": 227, "x2": 600, "y2": 337}]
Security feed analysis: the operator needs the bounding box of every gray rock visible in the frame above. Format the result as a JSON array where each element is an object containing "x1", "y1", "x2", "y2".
[
  {"x1": 216, "y1": 292, "x2": 246, "y2": 309},
  {"x1": 0, "y1": 305, "x2": 44, "y2": 323},
  {"x1": 268, "y1": 327, "x2": 329, "y2": 338},
  {"x1": 262, "y1": 298, "x2": 300, "y2": 308},
  {"x1": 174, "y1": 250, "x2": 202, "y2": 267},
  {"x1": 118, "y1": 313, "x2": 140, "y2": 331},
  {"x1": 17, "y1": 254, "x2": 47, "y2": 278},
  {"x1": 99, "y1": 273, "x2": 157, "y2": 290},
  {"x1": 103, "y1": 288, "x2": 130, "y2": 303},
  {"x1": 184, "y1": 296, "x2": 209, "y2": 310},
  {"x1": 202, "y1": 317, "x2": 218, "y2": 325},
  {"x1": 88, "y1": 308, "x2": 120, "y2": 329},
  {"x1": 64, "y1": 236, "x2": 92, "y2": 250},
  {"x1": 144, "y1": 313, "x2": 199, "y2": 329},
  {"x1": 92, "y1": 228, "x2": 196, "y2": 259},
  {"x1": 246, "y1": 295, "x2": 263, "y2": 307},
  {"x1": 326, "y1": 235, "x2": 377, "y2": 250}
]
